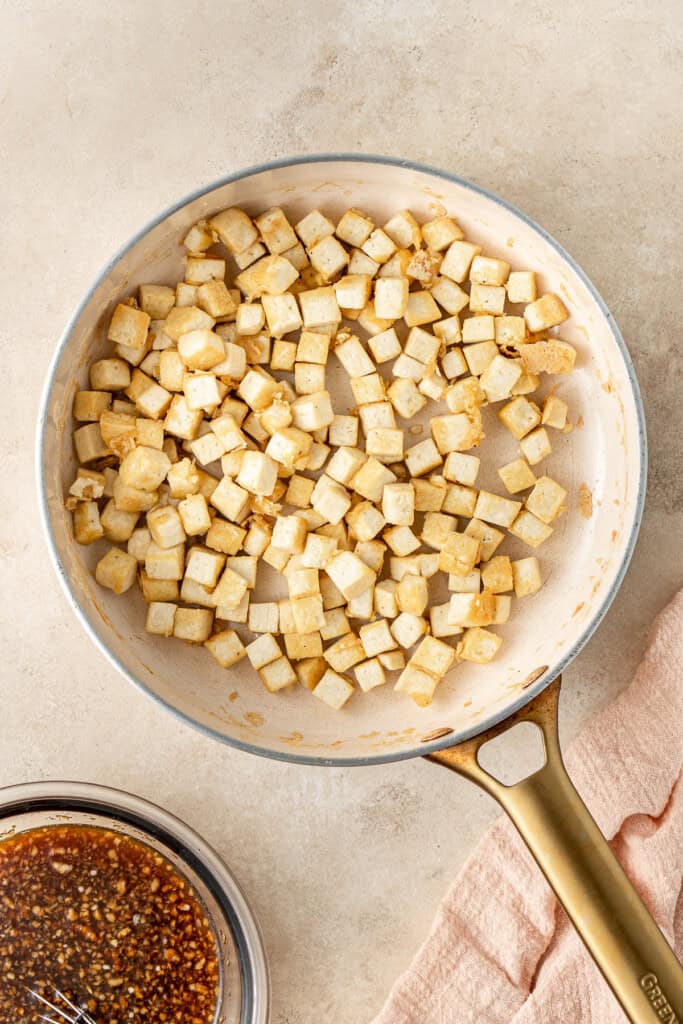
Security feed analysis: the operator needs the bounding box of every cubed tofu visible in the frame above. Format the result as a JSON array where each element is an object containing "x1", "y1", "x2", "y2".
[
  {"x1": 509, "y1": 509, "x2": 554, "y2": 548},
  {"x1": 479, "y1": 354, "x2": 523, "y2": 402},
  {"x1": 421, "y1": 511, "x2": 456, "y2": 549},
  {"x1": 463, "y1": 341, "x2": 498, "y2": 376},
  {"x1": 525, "y1": 476, "x2": 567, "y2": 523},
  {"x1": 95, "y1": 547, "x2": 138, "y2": 594},
  {"x1": 266, "y1": 427, "x2": 313, "y2": 469},
  {"x1": 474, "y1": 490, "x2": 522, "y2": 529},
  {"x1": 373, "y1": 579, "x2": 398, "y2": 619},
  {"x1": 367, "y1": 326, "x2": 402, "y2": 364},
  {"x1": 235, "y1": 451, "x2": 278, "y2": 497},
  {"x1": 205, "y1": 519, "x2": 246, "y2": 555},
  {"x1": 270, "y1": 339, "x2": 298, "y2": 372},
  {"x1": 441, "y1": 347, "x2": 468, "y2": 381},
  {"x1": 420, "y1": 215, "x2": 463, "y2": 251},
  {"x1": 404, "y1": 439, "x2": 442, "y2": 477},
  {"x1": 345, "y1": 501, "x2": 384, "y2": 543},
  {"x1": 324, "y1": 633, "x2": 366, "y2": 672},
  {"x1": 469, "y1": 283, "x2": 506, "y2": 315},
  {"x1": 431, "y1": 412, "x2": 483, "y2": 454},
  {"x1": 210, "y1": 478, "x2": 250, "y2": 522},
  {"x1": 397, "y1": 573, "x2": 428, "y2": 615},
  {"x1": 380, "y1": 483, "x2": 414, "y2": 526},
  {"x1": 261, "y1": 293, "x2": 302, "y2": 337},
  {"x1": 464, "y1": 519, "x2": 504, "y2": 561},
  {"x1": 246, "y1": 602, "x2": 279, "y2": 634},
  {"x1": 430, "y1": 603, "x2": 463, "y2": 639},
  {"x1": 107, "y1": 303, "x2": 150, "y2": 352},
  {"x1": 507, "y1": 271, "x2": 537, "y2": 304},
  {"x1": 354, "y1": 658, "x2": 387, "y2": 692},
  {"x1": 271, "y1": 515, "x2": 308, "y2": 553},
  {"x1": 298, "y1": 286, "x2": 341, "y2": 328},
  {"x1": 73, "y1": 423, "x2": 110, "y2": 463},
  {"x1": 365, "y1": 427, "x2": 403, "y2": 463},
  {"x1": 139, "y1": 573, "x2": 179, "y2": 603},
  {"x1": 295, "y1": 656, "x2": 328, "y2": 690},
  {"x1": 210, "y1": 207, "x2": 258, "y2": 254},
  {"x1": 118, "y1": 447, "x2": 171, "y2": 492},
  {"x1": 542, "y1": 394, "x2": 569, "y2": 430},
  {"x1": 459, "y1": 627, "x2": 502, "y2": 663},
  {"x1": 439, "y1": 532, "x2": 480, "y2": 577},
  {"x1": 413, "y1": 478, "x2": 446, "y2": 512},
  {"x1": 390, "y1": 612, "x2": 428, "y2": 649},
  {"x1": 387, "y1": 378, "x2": 427, "y2": 420},
  {"x1": 145, "y1": 601, "x2": 177, "y2": 637},
  {"x1": 374, "y1": 277, "x2": 409, "y2": 319},
  {"x1": 100, "y1": 500, "x2": 140, "y2": 542},
  {"x1": 433, "y1": 315, "x2": 463, "y2": 345},
  {"x1": 481, "y1": 555, "x2": 513, "y2": 593},
  {"x1": 326, "y1": 550, "x2": 375, "y2": 600},
  {"x1": 72, "y1": 501, "x2": 104, "y2": 545},
  {"x1": 443, "y1": 452, "x2": 480, "y2": 486},
  {"x1": 147, "y1": 505, "x2": 186, "y2": 549},
  {"x1": 524, "y1": 293, "x2": 569, "y2": 332},
  {"x1": 177, "y1": 493, "x2": 211, "y2": 536},
  {"x1": 205, "y1": 629, "x2": 246, "y2": 667},
  {"x1": 164, "y1": 395, "x2": 204, "y2": 440},
  {"x1": 383, "y1": 525, "x2": 420, "y2": 557},
  {"x1": 172, "y1": 608, "x2": 214, "y2": 644},
  {"x1": 255, "y1": 207, "x2": 298, "y2": 254},
  {"x1": 290, "y1": 391, "x2": 334, "y2": 432},
  {"x1": 512, "y1": 556, "x2": 543, "y2": 597},
  {"x1": 498, "y1": 459, "x2": 537, "y2": 494},
  {"x1": 498, "y1": 396, "x2": 542, "y2": 439},
  {"x1": 404, "y1": 290, "x2": 441, "y2": 328},
  {"x1": 519, "y1": 340, "x2": 577, "y2": 375},
  {"x1": 358, "y1": 618, "x2": 396, "y2": 658},
  {"x1": 185, "y1": 546, "x2": 225, "y2": 589},
  {"x1": 440, "y1": 240, "x2": 481, "y2": 283},
  {"x1": 447, "y1": 592, "x2": 496, "y2": 627},
  {"x1": 245, "y1": 632, "x2": 282, "y2": 670},
  {"x1": 69, "y1": 468, "x2": 106, "y2": 502},
  {"x1": 519, "y1": 427, "x2": 552, "y2": 466},
  {"x1": 308, "y1": 234, "x2": 349, "y2": 281},
  {"x1": 313, "y1": 669, "x2": 355, "y2": 709},
  {"x1": 295, "y1": 209, "x2": 335, "y2": 248},
  {"x1": 73, "y1": 390, "x2": 111, "y2": 423},
  {"x1": 334, "y1": 273, "x2": 373, "y2": 311}
]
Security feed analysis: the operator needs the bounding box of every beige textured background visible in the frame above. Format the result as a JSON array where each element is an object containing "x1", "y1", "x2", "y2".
[{"x1": 1, "y1": 2, "x2": 681, "y2": 1021}]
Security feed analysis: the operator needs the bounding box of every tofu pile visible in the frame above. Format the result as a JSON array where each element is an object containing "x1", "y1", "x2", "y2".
[{"x1": 67, "y1": 203, "x2": 574, "y2": 710}]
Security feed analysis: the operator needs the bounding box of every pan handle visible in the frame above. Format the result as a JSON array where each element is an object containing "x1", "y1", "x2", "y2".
[{"x1": 426, "y1": 676, "x2": 683, "y2": 1024}]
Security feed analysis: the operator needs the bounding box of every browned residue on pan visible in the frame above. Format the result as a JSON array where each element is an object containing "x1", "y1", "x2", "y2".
[
  {"x1": 572, "y1": 602, "x2": 585, "y2": 617},
  {"x1": 579, "y1": 483, "x2": 593, "y2": 519},
  {"x1": 420, "y1": 727, "x2": 454, "y2": 744},
  {"x1": 576, "y1": 415, "x2": 585, "y2": 429},
  {"x1": 521, "y1": 665, "x2": 549, "y2": 689},
  {"x1": 280, "y1": 731, "x2": 304, "y2": 746},
  {"x1": 611, "y1": 529, "x2": 618, "y2": 542},
  {"x1": 228, "y1": 691, "x2": 238, "y2": 702},
  {"x1": 243, "y1": 711, "x2": 264, "y2": 727}
]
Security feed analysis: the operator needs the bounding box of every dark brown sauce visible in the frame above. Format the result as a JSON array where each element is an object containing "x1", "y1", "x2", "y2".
[{"x1": 0, "y1": 825, "x2": 219, "y2": 1022}]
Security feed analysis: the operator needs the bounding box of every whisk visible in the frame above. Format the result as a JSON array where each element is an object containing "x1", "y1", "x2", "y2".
[{"x1": 29, "y1": 988, "x2": 96, "y2": 1024}]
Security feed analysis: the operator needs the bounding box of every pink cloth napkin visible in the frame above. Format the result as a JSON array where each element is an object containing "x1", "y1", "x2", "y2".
[{"x1": 372, "y1": 590, "x2": 683, "y2": 1024}]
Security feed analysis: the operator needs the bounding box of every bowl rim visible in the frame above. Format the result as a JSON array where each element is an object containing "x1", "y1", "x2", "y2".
[
  {"x1": 0, "y1": 779, "x2": 270, "y2": 1024},
  {"x1": 36, "y1": 152, "x2": 647, "y2": 767}
]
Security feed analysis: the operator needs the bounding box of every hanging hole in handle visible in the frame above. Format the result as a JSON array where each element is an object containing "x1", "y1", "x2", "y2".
[{"x1": 476, "y1": 721, "x2": 547, "y2": 786}]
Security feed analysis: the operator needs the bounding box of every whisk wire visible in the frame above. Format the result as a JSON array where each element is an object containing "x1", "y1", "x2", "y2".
[{"x1": 29, "y1": 987, "x2": 96, "y2": 1024}]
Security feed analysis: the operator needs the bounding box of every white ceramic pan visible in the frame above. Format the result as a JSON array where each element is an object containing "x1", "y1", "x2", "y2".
[{"x1": 38, "y1": 156, "x2": 682, "y2": 1023}]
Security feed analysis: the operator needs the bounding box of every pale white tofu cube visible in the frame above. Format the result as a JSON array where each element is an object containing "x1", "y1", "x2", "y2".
[
  {"x1": 542, "y1": 394, "x2": 569, "y2": 430},
  {"x1": 284, "y1": 632, "x2": 323, "y2": 660},
  {"x1": 390, "y1": 612, "x2": 428, "y2": 649},
  {"x1": 210, "y1": 478, "x2": 250, "y2": 522},
  {"x1": 440, "y1": 347, "x2": 467, "y2": 383},
  {"x1": 367, "y1": 327, "x2": 402, "y2": 364},
  {"x1": 374, "y1": 277, "x2": 409, "y2": 319},
  {"x1": 383, "y1": 209, "x2": 422, "y2": 248},
  {"x1": 469, "y1": 283, "x2": 506, "y2": 315},
  {"x1": 68, "y1": 467, "x2": 106, "y2": 502},
  {"x1": 299, "y1": 286, "x2": 341, "y2": 328},
  {"x1": 445, "y1": 376, "x2": 485, "y2": 414},
  {"x1": 189, "y1": 430, "x2": 225, "y2": 466},
  {"x1": 354, "y1": 539, "x2": 386, "y2": 573},
  {"x1": 72, "y1": 501, "x2": 104, "y2": 545},
  {"x1": 164, "y1": 306, "x2": 215, "y2": 341},
  {"x1": 335, "y1": 208, "x2": 374, "y2": 247},
  {"x1": 406, "y1": 248, "x2": 442, "y2": 283},
  {"x1": 374, "y1": 579, "x2": 399, "y2": 618},
  {"x1": 383, "y1": 525, "x2": 420, "y2": 557},
  {"x1": 498, "y1": 396, "x2": 542, "y2": 439},
  {"x1": 439, "y1": 532, "x2": 480, "y2": 577},
  {"x1": 185, "y1": 546, "x2": 225, "y2": 588},
  {"x1": 348, "y1": 248, "x2": 380, "y2": 278},
  {"x1": 118, "y1": 447, "x2": 170, "y2": 492},
  {"x1": 355, "y1": 658, "x2": 387, "y2": 692},
  {"x1": 397, "y1": 573, "x2": 428, "y2": 615},
  {"x1": 145, "y1": 601, "x2": 177, "y2": 637},
  {"x1": 235, "y1": 303, "x2": 265, "y2": 336},
  {"x1": 334, "y1": 334, "x2": 375, "y2": 377},
  {"x1": 247, "y1": 602, "x2": 279, "y2": 634},
  {"x1": 291, "y1": 391, "x2": 334, "y2": 431},
  {"x1": 294, "y1": 362, "x2": 326, "y2": 395},
  {"x1": 146, "y1": 505, "x2": 186, "y2": 549},
  {"x1": 210, "y1": 207, "x2": 258, "y2": 254},
  {"x1": 462, "y1": 315, "x2": 495, "y2": 343},
  {"x1": 213, "y1": 342, "x2": 247, "y2": 380},
  {"x1": 266, "y1": 427, "x2": 313, "y2": 469},
  {"x1": 507, "y1": 271, "x2": 537, "y2": 304},
  {"x1": 494, "y1": 315, "x2": 526, "y2": 346},
  {"x1": 254, "y1": 206, "x2": 297, "y2": 254},
  {"x1": 421, "y1": 511, "x2": 457, "y2": 549},
  {"x1": 173, "y1": 608, "x2": 214, "y2": 644},
  {"x1": 492, "y1": 595, "x2": 511, "y2": 624},
  {"x1": 404, "y1": 290, "x2": 441, "y2": 328},
  {"x1": 497, "y1": 459, "x2": 537, "y2": 494},
  {"x1": 430, "y1": 603, "x2": 463, "y2": 639},
  {"x1": 479, "y1": 354, "x2": 523, "y2": 402},
  {"x1": 326, "y1": 551, "x2": 376, "y2": 600},
  {"x1": 389, "y1": 555, "x2": 422, "y2": 581},
  {"x1": 233, "y1": 242, "x2": 267, "y2": 270},
  {"x1": 421, "y1": 215, "x2": 463, "y2": 251},
  {"x1": 357, "y1": 300, "x2": 395, "y2": 336},
  {"x1": 358, "y1": 401, "x2": 396, "y2": 434},
  {"x1": 177, "y1": 329, "x2": 225, "y2": 372},
  {"x1": 235, "y1": 254, "x2": 299, "y2": 299},
  {"x1": 324, "y1": 633, "x2": 366, "y2": 671},
  {"x1": 350, "y1": 457, "x2": 396, "y2": 502},
  {"x1": 382, "y1": 483, "x2": 415, "y2": 526},
  {"x1": 243, "y1": 518, "x2": 273, "y2": 557},
  {"x1": 350, "y1": 373, "x2": 386, "y2": 407},
  {"x1": 447, "y1": 592, "x2": 496, "y2": 627},
  {"x1": 430, "y1": 277, "x2": 470, "y2": 316},
  {"x1": 327, "y1": 414, "x2": 358, "y2": 449},
  {"x1": 311, "y1": 477, "x2": 352, "y2": 524},
  {"x1": 284, "y1": 474, "x2": 315, "y2": 509},
  {"x1": 509, "y1": 509, "x2": 554, "y2": 548},
  {"x1": 295, "y1": 209, "x2": 335, "y2": 247},
  {"x1": 359, "y1": 618, "x2": 397, "y2": 658},
  {"x1": 167, "y1": 458, "x2": 200, "y2": 498},
  {"x1": 365, "y1": 427, "x2": 404, "y2": 463},
  {"x1": 212, "y1": 566, "x2": 249, "y2": 608},
  {"x1": 387, "y1": 378, "x2": 427, "y2": 419},
  {"x1": 101, "y1": 500, "x2": 140, "y2": 542},
  {"x1": 433, "y1": 315, "x2": 463, "y2": 345},
  {"x1": 174, "y1": 494, "x2": 209, "y2": 538},
  {"x1": 520, "y1": 427, "x2": 552, "y2": 466},
  {"x1": 270, "y1": 340, "x2": 298, "y2": 371},
  {"x1": 346, "y1": 501, "x2": 385, "y2": 542},
  {"x1": 272, "y1": 514, "x2": 308, "y2": 553},
  {"x1": 216, "y1": 591, "x2": 249, "y2": 624},
  {"x1": 474, "y1": 490, "x2": 522, "y2": 529},
  {"x1": 326, "y1": 446, "x2": 367, "y2": 486},
  {"x1": 296, "y1": 329, "x2": 331, "y2": 364},
  {"x1": 245, "y1": 632, "x2": 281, "y2": 669},
  {"x1": 164, "y1": 395, "x2": 203, "y2": 440},
  {"x1": 525, "y1": 476, "x2": 567, "y2": 523},
  {"x1": 346, "y1": 587, "x2": 375, "y2": 620},
  {"x1": 309, "y1": 234, "x2": 349, "y2": 281},
  {"x1": 205, "y1": 629, "x2": 246, "y2": 667},
  {"x1": 320, "y1": 607, "x2": 351, "y2": 641},
  {"x1": 334, "y1": 273, "x2": 372, "y2": 311},
  {"x1": 107, "y1": 303, "x2": 150, "y2": 352},
  {"x1": 524, "y1": 293, "x2": 569, "y2": 332},
  {"x1": 459, "y1": 627, "x2": 502, "y2": 663},
  {"x1": 262, "y1": 293, "x2": 302, "y2": 337},
  {"x1": 313, "y1": 669, "x2": 355, "y2": 709},
  {"x1": 440, "y1": 240, "x2": 481, "y2": 283},
  {"x1": 463, "y1": 341, "x2": 498, "y2": 376},
  {"x1": 470, "y1": 255, "x2": 510, "y2": 285},
  {"x1": 361, "y1": 228, "x2": 396, "y2": 264},
  {"x1": 443, "y1": 452, "x2": 480, "y2": 487},
  {"x1": 404, "y1": 438, "x2": 442, "y2": 477},
  {"x1": 512, "y1": 556, "x2": 543, "y2": 597},
  {"x1": 464, "y1": 519, "x2": 504, "y2": 561}
]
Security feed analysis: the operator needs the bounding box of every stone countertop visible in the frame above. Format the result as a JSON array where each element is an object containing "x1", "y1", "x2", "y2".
[{"x1": 1, "y1": 3, "x2": 681, "y2": 1021}]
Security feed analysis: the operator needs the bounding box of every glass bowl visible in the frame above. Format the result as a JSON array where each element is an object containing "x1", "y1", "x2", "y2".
[{"x1": 0, "y1": 781, "x2": 269, "y2": 1024}]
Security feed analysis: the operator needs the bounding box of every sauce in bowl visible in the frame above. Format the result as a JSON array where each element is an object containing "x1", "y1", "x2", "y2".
[{"x1": 0, "y1": 824, "x2": 220, "y2": 1022}]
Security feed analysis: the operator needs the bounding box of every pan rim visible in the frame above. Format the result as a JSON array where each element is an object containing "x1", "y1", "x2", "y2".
[{"x1": 36, "y1": 152, "x2": 647, "y2": 767}]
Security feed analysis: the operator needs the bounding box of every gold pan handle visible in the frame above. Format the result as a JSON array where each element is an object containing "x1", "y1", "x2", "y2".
[{"x1": 427, "y1": 677, "x2": 683, "y2": 1024}]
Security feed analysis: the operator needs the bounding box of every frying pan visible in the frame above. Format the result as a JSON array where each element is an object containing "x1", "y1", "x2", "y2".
[{"x1": 37, "y1": 155, "x2": 682, "y2": 1022}]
